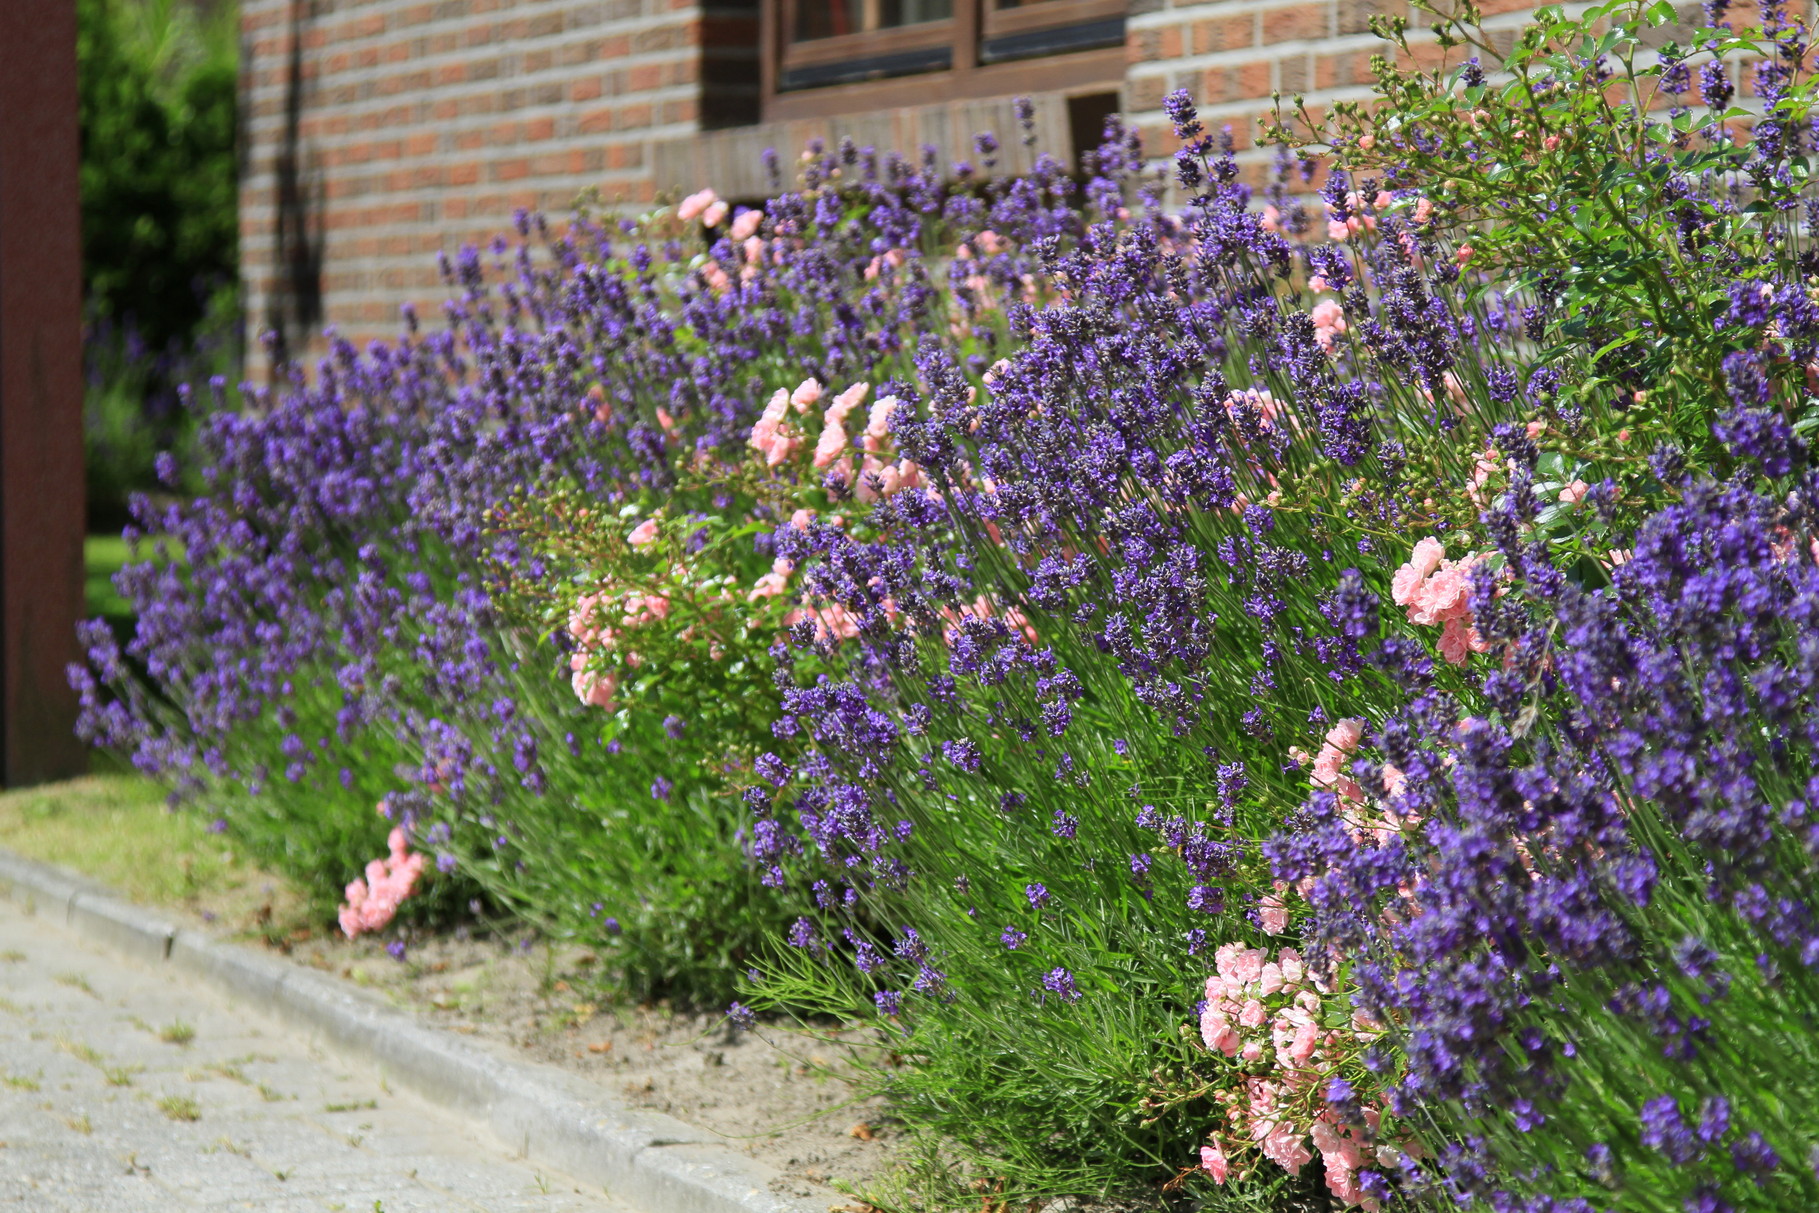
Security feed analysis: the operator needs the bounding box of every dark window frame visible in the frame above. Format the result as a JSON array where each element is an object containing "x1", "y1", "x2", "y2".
[{"x1": 761, "y1": 0, "x2": 1127, "y2": 121}]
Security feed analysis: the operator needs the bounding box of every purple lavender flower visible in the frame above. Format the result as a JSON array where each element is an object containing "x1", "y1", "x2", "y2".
[{"x1": 1039, "y1": 968, "x2": 1080, "y2": 1003}]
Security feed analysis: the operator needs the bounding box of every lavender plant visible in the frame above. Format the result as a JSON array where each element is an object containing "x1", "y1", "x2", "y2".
[
  {"x1": 1272, "y1": 416, "x2": 1819, "y2": 1212},
  {"x1": 70, "y1": 137, "x2": 1104, "y2": 1000},
  {"x1": 723, "y1": 4, "x2": 1819, "y2": 1205}
]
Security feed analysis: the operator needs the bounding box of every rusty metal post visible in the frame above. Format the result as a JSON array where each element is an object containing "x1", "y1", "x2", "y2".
[{"x1": 0, "y1": 0, "x2": 89, "y2": 785}]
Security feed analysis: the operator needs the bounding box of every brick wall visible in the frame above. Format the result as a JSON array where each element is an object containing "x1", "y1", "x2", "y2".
[
  {"x1": 240, "y1": 0, "x2": 729, "y2": 375},
  {"x1": 1122, "y1": 0, "x2": 1546, "y2": 176},
  {"x1": 239, "y1": 0, "x2": 1546, "y2": 378}
]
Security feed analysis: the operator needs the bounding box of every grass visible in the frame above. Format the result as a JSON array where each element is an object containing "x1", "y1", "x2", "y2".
[
  {"x1": 85, "y1": 534, "x2": 135, "y2": 621},
  {"x1": 157, "y1": 1093, "x2": 201, "y2": 1121},
  {"x1": 159, "y1": 1020, "x2": 195, "y2": 1045},
  {"x1": 0, "y1": 772, "x2": 310, "y2": 937}
]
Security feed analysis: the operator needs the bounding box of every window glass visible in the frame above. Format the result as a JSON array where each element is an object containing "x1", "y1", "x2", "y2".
[{"x1": 793, "y1": 0, "x2": 952, "y2": 41}]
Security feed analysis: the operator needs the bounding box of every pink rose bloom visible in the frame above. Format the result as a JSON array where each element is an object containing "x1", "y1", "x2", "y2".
[
  {"x1": 1381, "y1": 764, "x2": 1406, "y2": 797},
  {"x1": 1411, "y1": 563, "x2": 1471, "y2": 625},
  {"x1": 1278, "y1": 948, "x2": 1305, "y2": 986},
  {"x1": 701, "y1": 199, "x2": 729, "y2": 228},
  {"x1": 1202, "y1": 1010, "x2": 1241, "y2": 1056},
  {"x1": 1312, "y1": 298, "x2": 1348, "y2": 352},
  {"x1": 1239, "y1": 998, "x2": 1268, "y2": 1028},
  {"x1": 1257, "y1": 1122, "x2": 1314, "y2": 1174},
  {"x1": 766, "y1": 432, "x2": 801, "y2": 467},
  {"x1": 748, "y1": 559, "x2": 792, "y2": 602},
  {"x1": 1373, "y1": 190, "x2": 1393, "y2": 210},
  {"x1": 730, "y1": 208, "x2": 763, "y2": 240},
  {"x1": 1258, "y1": 961, "x2": 1285, "y2": 996},
  {"x1": 790, "y1": 378, "x2": 823, "y2": 412},
  {"x1": 759, "y1": 387, "x2": 790, "y2": 425},
  {"x1": 626, "y1": 518, "x2": 660, "y2": 548},
  {"x1": 1437, "y1": 615, "x2": 1489, "y2": 665},
  {"x1": 1241, "y1": 1040, "x2": 1265, "y2": 1062},
  {"x1": 1260, "y1": 893, "x2": 1290, "y2": 936},
  {"x1": 812, "y1": 418, "x2": 849, "y2": 468},
  {"x1": 742, "y1": 235, "x2": 765, "y2": 266},
  {"x1": 677, "y1": 187, "x2": 718, "y2": 222},
  {"x1": 571, "y1": 667, "x2": 619, "y2": 709},
  {"x1": 1391, "y1": 537, "x2": 1446, "y2": 606},
  {"x1": 1559, "y1": 478, "x2": 1589, "y2": 504},
  {"x1": 337, "y1": 827, "x2": 425, "y2": 938},
  {"x1": 789, "y1": 508, "x2": 816, "y2": 530},
  {"x1": 1260, "y1": 204, "x2": 1281, "y2": 233},
  {"x1": 1325, "y1": 717, "x2": 1364, "y2": 753},
  {"x1": 1289, "y1": 1019, "x2": 1320, "y2": 1066},
  {"x1": 1308, "y1": 274, "x2": 1329, "y2": 293},
  {"x1": 1414, "y1": 196, "x2": 1435, "y2": 224},
  {"x1": 1216, "y1": 942, "x2": 1265, "y2": 985},
  {"x1": 1200, "y1": 1142, "x2": 1229, "y2": 1183},
  {"x1": 856, "y1": 455, "x2": 902, "y2": 503},
  {"x1": 1327, "y1": 219, "x2": 1351, "y2": 242},
  {"x1": 827, "y1": 381, "x2": 869, "y2": 426}
]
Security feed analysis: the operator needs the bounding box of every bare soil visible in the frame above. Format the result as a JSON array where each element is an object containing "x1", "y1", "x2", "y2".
[{"x1": 280, "y1": 928, "x2": 899, "y2": 1204}]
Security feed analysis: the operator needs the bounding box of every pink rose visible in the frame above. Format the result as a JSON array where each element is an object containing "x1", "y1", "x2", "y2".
[
  {"x1": 1325, "y1": 718, "x2": 1364, "y2": 753},
  {"x1": 1278, "y1": 948, "x2": 1305, "y2": 986},
  {"x1": 1216, "y1": 943, "x2": 1265, "y2": 985},
  {"x1": 1239, "y1": 998, "x2": 1268, "y2": 1028},
  {"x1": 1202, "y1": 1010, "x2": 1241, "y2": 1056},
  {"x1": 812, "y1": 418, "x2": 849, "y2": 468},
  {"x1": 1200, "y1": 1142, "x2": 1229, "y2": 1183},
  {"x1": 730, "y1": 208, "x2": 763, "y2": 241},
  {"x1": 701, "y1": 199, "x2": 729, "y2": 228},
  {"x1": 677, "y1": 188, "x2": 718, "y2": 222},
  {"x1": 827, "y1": 382, "x2": 869, "y2": 426},
  {"x1": 790, "y1": 378, "x2": 823, "y2": 412},
  {"x1": 1391, "y1": 537, "x2": 1446, "y2": 605},
  {"x1": 1257, "y1": 1122, "x2": 1313, "y2": 1174},
  {"x1": 626, "y1": 518, "x2": 660, "y2": 548},
  {"x1": 1559, "y1": 478, "x2": 1589, "y2": 504}
]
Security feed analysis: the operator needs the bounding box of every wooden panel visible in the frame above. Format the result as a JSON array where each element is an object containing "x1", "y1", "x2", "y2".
[
  {"x1": 653, "y1": 88, "x2": 1089, "y2": 200},
  {"x1": 0, "y1": 0, "x2": 87, "y2": 785},
  {"x1": 782, "y1": 19, "x2": 954, "y2": 70},
  {"x1": 982, "y1": 0, "x2": 1126, "y2": 39}
]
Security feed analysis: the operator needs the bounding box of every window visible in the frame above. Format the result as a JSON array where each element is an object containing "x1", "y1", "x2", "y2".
[{"x1": 762, "y1": 0, "x2": 1126, "y2": 121}]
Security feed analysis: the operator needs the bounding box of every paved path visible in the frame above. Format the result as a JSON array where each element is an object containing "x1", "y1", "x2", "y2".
[{"x1": 0, "y1": 897, "x2": 627, "y2": 1212}]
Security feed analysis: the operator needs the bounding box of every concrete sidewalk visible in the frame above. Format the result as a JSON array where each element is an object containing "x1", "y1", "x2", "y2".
[{"x1": 0, "y1": 895, "x2": 624, "y2": 1212}]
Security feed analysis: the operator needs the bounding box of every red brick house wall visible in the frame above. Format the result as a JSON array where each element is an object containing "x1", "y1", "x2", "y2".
[{"x1": 237, "y1": 0, "x2": 1522, "y2": 377}]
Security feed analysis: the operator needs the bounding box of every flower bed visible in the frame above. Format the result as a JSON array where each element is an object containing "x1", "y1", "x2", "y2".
[{"x1": 74, "y1": 0, "x2": 1819, "y2": 1207}]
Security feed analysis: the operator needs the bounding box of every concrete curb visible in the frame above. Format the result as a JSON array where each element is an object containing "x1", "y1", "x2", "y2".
[{"x1": 0, "y1": 848, "x2": 824, "y2": 1213}]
